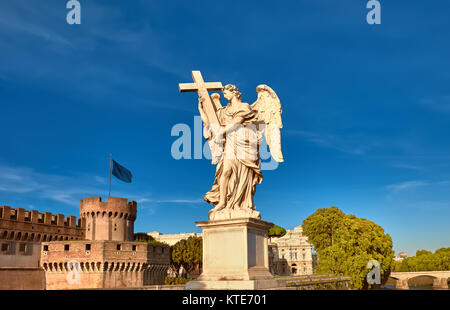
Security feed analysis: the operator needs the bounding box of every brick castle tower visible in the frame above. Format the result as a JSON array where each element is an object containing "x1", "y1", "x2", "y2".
[{"x1": 80, "y1": 197, "x2": 136, "y2": 241}]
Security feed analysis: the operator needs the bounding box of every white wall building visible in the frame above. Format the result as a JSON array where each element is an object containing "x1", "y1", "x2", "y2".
[
  {"x1": 268, "y1": 225, "x2": 315, "y2": 276},
  {"x1": 147, "y1": 231, "x2": 202, "y2": 246}
]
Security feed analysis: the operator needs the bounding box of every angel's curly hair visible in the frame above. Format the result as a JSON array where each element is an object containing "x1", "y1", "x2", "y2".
[{"x1": 223, "y1": 84, "x2": 242, "y2": 100}]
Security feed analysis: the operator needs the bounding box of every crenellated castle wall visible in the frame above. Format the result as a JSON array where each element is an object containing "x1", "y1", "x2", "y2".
[{"x1": 0, "y1": 206, "x2": 84, "y2": 243}]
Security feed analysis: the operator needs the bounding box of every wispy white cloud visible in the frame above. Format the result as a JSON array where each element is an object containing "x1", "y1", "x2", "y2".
[
  {"x1": 386, "y1": 180, "x2": 430, "y2": 193},
  {"x1": 130, "y1": 197, "x2": 203, "y2": 205},
  {"x1": 286, "y1": 129, "x2": 382, "y2": 155},
  {"x1": 0, "y1": 164, "x2": 204, "y2": 211},
  {"x1": 0, "y1": 165, "x2": 104, "y2": 206},
  {"x1": 94, "y1": 176, "x2": 106, "y2": 184},
  {"x1": 0, "y1": 0, "x2": 73, "y2": 46},
  {"x1": 420, "y1": 96, "x2": 450, "y2": 113},
  {"x1": 387, "y1": 180, "x2": 450, "y2": 194},
  {"x1": 388, "y1": 163, "x2": 424, "y2": 171},
  {"x1": 153, "y1": 199, "x2": 204, "y2": 204},
  {"x1": 408, "y1": 201, "x2": 450, "y2": 211},
  {"x1": 0, "y1": 1, "x2": 193, "y2": 116}
]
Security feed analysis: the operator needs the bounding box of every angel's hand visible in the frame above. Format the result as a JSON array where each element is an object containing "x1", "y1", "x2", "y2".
[
  {"x1": 203, "y1": 126, "x2": 212, "y2": 140},
  {"x1": 213, "y1": 129, "x2": 225, "y2": 144}
]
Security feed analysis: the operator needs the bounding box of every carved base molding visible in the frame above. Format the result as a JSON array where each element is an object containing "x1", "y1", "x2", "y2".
[{"x1": 208, "y1": 208, "x2": 261, "y2": 221}]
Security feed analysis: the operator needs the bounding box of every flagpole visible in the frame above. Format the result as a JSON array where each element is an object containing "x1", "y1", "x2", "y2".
[{"x1": 108, "y1": 154, "x2": 112, "y2": 197}]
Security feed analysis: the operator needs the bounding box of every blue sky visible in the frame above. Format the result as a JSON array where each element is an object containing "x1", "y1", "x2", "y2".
[{"x1": 0, "y1": 0, "x2": 449, "y2": 257}]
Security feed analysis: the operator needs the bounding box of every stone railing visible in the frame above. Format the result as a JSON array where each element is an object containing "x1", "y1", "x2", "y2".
[{"x1": 277, "y1": 274, "x2": 352, "y2": 290}]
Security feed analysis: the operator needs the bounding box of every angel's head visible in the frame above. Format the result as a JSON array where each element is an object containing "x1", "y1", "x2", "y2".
[{"x1": 223, "y1": 84, "x2": 242, "y2": 102}]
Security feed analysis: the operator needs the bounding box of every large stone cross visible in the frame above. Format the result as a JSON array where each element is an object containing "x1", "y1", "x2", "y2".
[{"x1": 179, "y1": 71, "x2": 223, "y2": 125}]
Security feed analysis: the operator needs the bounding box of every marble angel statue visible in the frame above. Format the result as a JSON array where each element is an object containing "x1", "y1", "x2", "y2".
[{"x1": 197, "y1": 83, "x2": 284, "y2": 220}]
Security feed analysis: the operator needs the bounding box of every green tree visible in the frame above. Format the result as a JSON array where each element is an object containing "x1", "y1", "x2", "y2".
[
  {"x1": 416, "y1": 249, "x2": 432, "y2": 256},
  {"x1": 302, "y1": 207, "x2": 394, "y2": 290},
  {"x1": 134, "y1": 232, "x2": 168, "y2": 246},
  {"x1": 268, "y1": 224, "x2": 287, "y2": 238},
  {"x1": 301, "y1": 206, "x2": 345, "y2": 250},
  {"x1": 171, "y1": 236, "x2": 202, "y2": 275},
  {"x1": 396, "y1": 247, "x2": 450, "y2": 272}
]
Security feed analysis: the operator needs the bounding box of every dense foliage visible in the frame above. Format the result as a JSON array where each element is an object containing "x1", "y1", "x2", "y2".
[
  {"x1": 134, "y1": 232, "x2": 168, "y2": 246},
  {"x1": 171, "y1": 236, "x2": 202, "y2": 274},
  {"x1": 393, "y1": 248, "x2": 450, "y2": 272},
  {"x1": 302, "y1": 206, "x2": 394, "y2": 290},
  {"x1": 268, "y1": 224, "x2": 287, "y2": 238}
]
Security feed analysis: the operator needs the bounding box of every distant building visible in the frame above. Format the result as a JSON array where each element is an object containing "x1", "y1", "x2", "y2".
[
  {"x1": 147, "y1": 231, "x2": 202, "y2": 246},
  {"x1": 268, "y1": 225, "x2": 315, "y2": 276},
  {"x1": 394, "y1": 252, "x2": 408, "y2": 262}
]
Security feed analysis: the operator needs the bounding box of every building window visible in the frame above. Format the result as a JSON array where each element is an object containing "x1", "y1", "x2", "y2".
[
  {"x1": 64, "y1": 244, "x2": 70, "y2": 251},
  {"x1": 43, "y1": 245, "x2": 49, "y2": 251},
  {"x1": 117, "y1": 244, "x2": 121, "y2": 251},
  {"x1": 132, "y1": 245, "x2": 136, "y2": 251},
  {"x1": 85, "y1": 244, "x2": 91, "y2": 251},
  {"x1": 19, "y1": 243, "x2": 27, "y2": 253},
  {"x1": 1, "y1": 243, "x2": 9, "y2": 253}
]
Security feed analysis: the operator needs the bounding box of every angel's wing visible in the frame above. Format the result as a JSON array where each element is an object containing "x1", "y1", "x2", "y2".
[{"x1": 252, "y1": 84, "x2": 284, "y2": 163}]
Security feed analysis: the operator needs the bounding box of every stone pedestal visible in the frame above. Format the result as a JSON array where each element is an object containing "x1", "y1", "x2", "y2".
[{"x1": 185, "y1": 217, "x2": 281, "y2": 290}]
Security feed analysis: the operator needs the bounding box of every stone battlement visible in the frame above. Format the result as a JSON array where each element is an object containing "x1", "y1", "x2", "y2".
[
  {"x1": 0, "y1": 206, "x2": 85, "y2": 243},
  {"x1": 0, "y1": 206, "x2": 82, "y2": 228},
  {"x1": 80, "y1": 197, "x2": 137, "y2": 221}
]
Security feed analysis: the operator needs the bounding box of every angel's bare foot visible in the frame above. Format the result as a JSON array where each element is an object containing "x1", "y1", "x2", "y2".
[
  {"x1": 214, "y1": 202, "x2": 226, "y2": 211},
  {"x1": 209, "y1": 203, "x2": 226, "y2": 216}
]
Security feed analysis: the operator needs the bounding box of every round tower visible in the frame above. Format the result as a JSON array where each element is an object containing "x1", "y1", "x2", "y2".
[{"x1": 80, "y1": 197, "x2": 137, "y2": 241}]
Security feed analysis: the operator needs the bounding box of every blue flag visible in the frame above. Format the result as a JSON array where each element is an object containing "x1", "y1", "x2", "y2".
[{"x1": 112, "y1": 160, "x2": 132, "y2": 183}]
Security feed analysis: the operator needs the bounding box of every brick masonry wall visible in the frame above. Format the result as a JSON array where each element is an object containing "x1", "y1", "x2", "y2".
[
  {"x1": 0, "y1": 267, "x2": 45, "y2": 290},
  {"x1": 40, "y1": 240, "x2": 170, "y2": 289}
]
